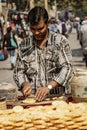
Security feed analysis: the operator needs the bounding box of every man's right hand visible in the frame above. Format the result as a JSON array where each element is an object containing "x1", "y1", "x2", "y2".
[{"x1": 21, "y1": 82, "x2": 32, "y2": 97}]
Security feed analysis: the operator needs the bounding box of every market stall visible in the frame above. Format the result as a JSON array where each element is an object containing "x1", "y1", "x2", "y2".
[
  {"x1": 0, "y1": 100, "x2": 87, "y2": 130},
  {"x1": 0, "y1": 68, "x2": 87, "y2": 130}
]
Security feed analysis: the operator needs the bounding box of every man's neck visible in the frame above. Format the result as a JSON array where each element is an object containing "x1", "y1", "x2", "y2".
[{"x1": 38, "y1": 33, "x2": 48, "y2": 49}]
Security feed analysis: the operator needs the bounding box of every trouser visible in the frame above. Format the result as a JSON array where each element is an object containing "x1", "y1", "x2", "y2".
[
  {"x1": 83, "y1": 53, "x2": 87, "y2": 67},
  {"x1": 8, "y1": 49, "x2": 16, "y2": 64}
]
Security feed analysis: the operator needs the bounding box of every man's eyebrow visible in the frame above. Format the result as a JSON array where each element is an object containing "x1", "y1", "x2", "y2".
[
  {"x1": 31, "y1": 26, "x2": 44, "y2": 30},
  {"x1": 38, "y1": 27, "x2": 44, "y2": 29}
]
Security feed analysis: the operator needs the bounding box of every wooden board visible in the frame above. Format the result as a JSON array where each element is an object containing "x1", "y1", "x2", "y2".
[
  {"x1": 13, "y1": 100, "x2": 52, "y2": 107},
  {"x1": 7, "y1": 96, "x2": 66, "y2": 107}
]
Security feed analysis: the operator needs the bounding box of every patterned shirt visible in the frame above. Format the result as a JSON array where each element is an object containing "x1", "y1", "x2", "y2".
[{"x1": 13, "y1": 31, "x2": 73, "y2": 96}]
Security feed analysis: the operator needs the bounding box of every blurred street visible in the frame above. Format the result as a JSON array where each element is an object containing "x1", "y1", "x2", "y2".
[
  {"x1": 0, "y1": 29, "x2": 86, "y2": 95},
  {"x1": 69, "y1": 29, "x2": 85, "y2": 69}
]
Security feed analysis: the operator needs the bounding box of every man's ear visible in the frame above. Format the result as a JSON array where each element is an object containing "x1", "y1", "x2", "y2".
[{"x1": 47, "y1": 19, "x2": 51, "y2": 26}]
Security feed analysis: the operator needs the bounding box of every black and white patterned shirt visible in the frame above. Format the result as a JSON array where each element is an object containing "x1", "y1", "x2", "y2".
[{"x1": 13, "y1": 31, "x2": 73, "y2": 96}]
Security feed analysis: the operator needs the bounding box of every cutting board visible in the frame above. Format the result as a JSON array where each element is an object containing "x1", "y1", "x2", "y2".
[
  {"x1": 7, "y1": 96, "x2": 66, "y2": 108},
  {"x1": 13, "y1": 100, "x2": 52, "y2": 107}
]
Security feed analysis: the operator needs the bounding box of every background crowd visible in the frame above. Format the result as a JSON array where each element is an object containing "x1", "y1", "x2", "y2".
[{"x1": 0, "y1": 1, "x2": 87, "y2": 69}]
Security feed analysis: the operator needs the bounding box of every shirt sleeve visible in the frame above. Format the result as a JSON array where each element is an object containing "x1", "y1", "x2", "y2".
[
  {"x1": 3, "y1": 35, "x2": 6, "y2": 48},
  {"x1": 13, "y1": 49, "x2": 27, "y2": 90},
  {"x1": 13, "y1": 36, "x2": 33, "y2": 90},
  {"x1": 52, "y1": 36, "x2": 73, "y2": 87}
]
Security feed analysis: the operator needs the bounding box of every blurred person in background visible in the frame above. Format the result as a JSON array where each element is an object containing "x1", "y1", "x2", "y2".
[
  {"x1": 66, "y1": 20, "x2": 72, "y2": 35},
  {"x1": 49, "y1": 18, "x2": 59, "y2": 33},
  {"x1": 13, "y1": 6, "x2": 73, "y2": 101},
  {"x1": 74, "y1": 17, "x2": 81, "y2": 40},
  {"x1": 58, "y1": 19, "x2": 69, "y2": 38},
  {"x1": 61, "y1": 19, "x2": 67, "y2": 37},
  {"x1": 0, "y1": 13, "x2": 5, "y2": 34},
  {"x1": 79, "y1": 16, "x2": 87, "y2": 67},
  {"x1": 3, "y1": 26, "x2": 18, "y2": 70},
  {"x1": 0, "y1": 20, "x2": 3, "y2": 49}
]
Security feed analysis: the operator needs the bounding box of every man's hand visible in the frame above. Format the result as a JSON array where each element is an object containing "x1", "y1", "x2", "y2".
[
  {"x1": 21, "y1": 82, "x2": 32, "y2": 97},
  {"x1": 35, "y1": 86, "x2": 50, "y2": 101}
]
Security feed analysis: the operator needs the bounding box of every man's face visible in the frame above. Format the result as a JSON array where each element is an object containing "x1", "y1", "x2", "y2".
[{"x1": 30, "y1": 18, "x2": 49, "y2": 41}]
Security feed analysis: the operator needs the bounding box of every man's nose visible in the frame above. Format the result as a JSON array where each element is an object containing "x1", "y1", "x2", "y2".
[{"x1": 34, "y1": 30, "x2": 40, "y2": 35}]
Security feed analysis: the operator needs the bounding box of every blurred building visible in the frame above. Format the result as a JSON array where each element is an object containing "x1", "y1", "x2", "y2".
[{"x1": 0, "y1": 0, "x2": 6, "y2": 14}]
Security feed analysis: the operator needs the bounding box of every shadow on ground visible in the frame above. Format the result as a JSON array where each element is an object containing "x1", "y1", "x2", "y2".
[
  {"x1": 0, "y1": 68, "x2": 11, "y2": 70},
  {"x1": 71, "y1": 48, "x2": 83, "y2": 57},
  {"x1": 73, "y1": 64, "x2": 85, "y2": 67}
]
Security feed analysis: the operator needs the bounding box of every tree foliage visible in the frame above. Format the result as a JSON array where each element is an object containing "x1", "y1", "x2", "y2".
[
  {"x1": 9, "y1": 0, "x2": 87, "y2": 17},
  {"x1": 56, "y1": 0, "x2": 87, "y2": 16}
]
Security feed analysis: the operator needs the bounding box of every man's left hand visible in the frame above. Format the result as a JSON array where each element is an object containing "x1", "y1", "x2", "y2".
[{"x1": 35, "y1": 86, "x2": 50, "y2": 101}]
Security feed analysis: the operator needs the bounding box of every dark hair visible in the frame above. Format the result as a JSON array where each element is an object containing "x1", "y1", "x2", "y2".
[
  {"x1": 27, "y1": 6, "x2": 49, "y2": 25},
  {"x1": 7, "y1": 26, "x2": 12, "y2": 32}
]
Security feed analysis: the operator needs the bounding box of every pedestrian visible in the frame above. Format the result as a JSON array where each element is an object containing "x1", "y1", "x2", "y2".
[
  {"x1": 3, "y1": 26, "x2": 18, "y2": 70},
  {"x1": 61, "y1": 19, "x2": 68, "y2": 38},
  {"x1": 79, "y1": 16, "x2": 87, "y2": 67},
  {"x1": 13, "y1": 6, "x2": 73, "y2": 101},
  {"x1": 58, "y1": 19, "x2": 68, "y2": 38},
  {"x1": 0, "y1": 20, "x2": 3, "y2": 49},
  {"x1": 74, "y1": 17, "x2": 80, "y2": 40},
  {"x1": 0, "y1": 13, "x2": 5, "y2": 25},
  {"x1": 49, "y1": 18, "x2": 59, "y2": 33}
]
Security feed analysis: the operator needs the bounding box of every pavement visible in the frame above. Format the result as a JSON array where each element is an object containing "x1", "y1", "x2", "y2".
[
  {"x1": 0, "y1": 29, "x2": 86, "y2": 96},
  {"x1": 69, "y1": 29, "x2": 86, "y2": 69}
]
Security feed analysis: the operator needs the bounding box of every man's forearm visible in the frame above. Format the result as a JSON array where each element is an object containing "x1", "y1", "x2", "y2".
[
  {"x1": 21, "y1": 81, "x2": 30, "y2": 89},
  {"x1": 48, "y1": 80, "x2": 59, "y2": 89}
]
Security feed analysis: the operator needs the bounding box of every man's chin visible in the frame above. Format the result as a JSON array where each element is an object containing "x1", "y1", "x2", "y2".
[{"x1": 35, "y1": 37, "x2": 42, "y2": 40}]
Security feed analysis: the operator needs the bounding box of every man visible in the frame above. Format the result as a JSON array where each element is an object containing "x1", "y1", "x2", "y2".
[
  {"x1": 3, "y1": 26, "x2": 18, "y2": 69},
  {"x1": 13, "y1": 6, "x2": 73, "y2": 101},
  {"x1": 79, "y1": 16, "x2": 87, "y2": 67}
]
